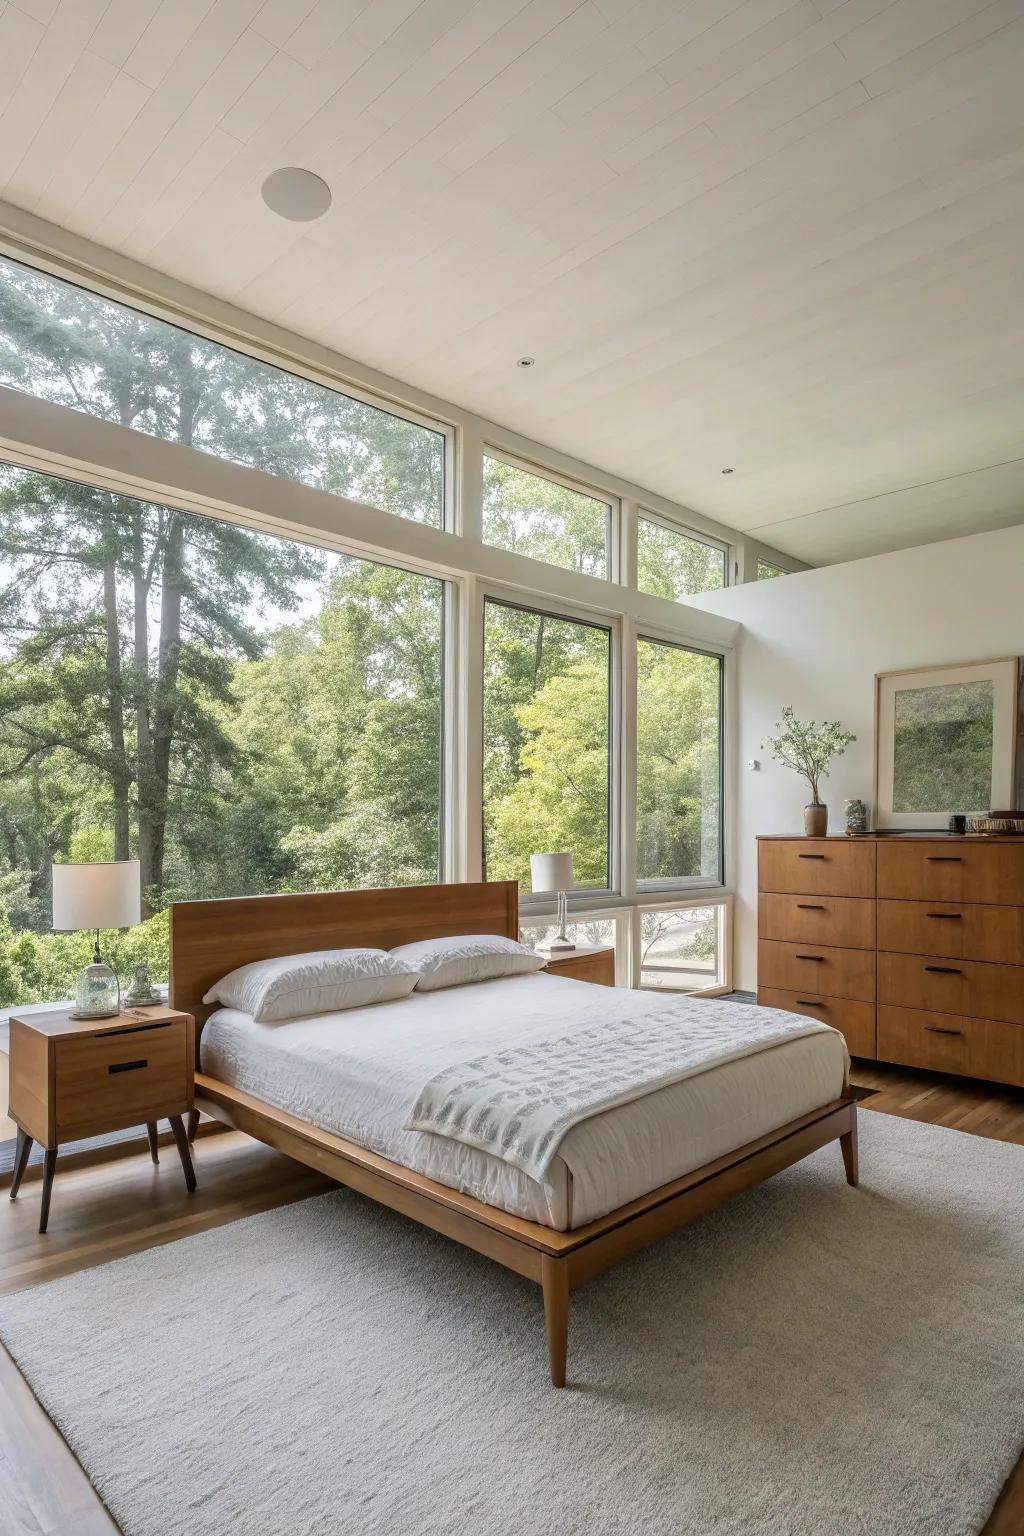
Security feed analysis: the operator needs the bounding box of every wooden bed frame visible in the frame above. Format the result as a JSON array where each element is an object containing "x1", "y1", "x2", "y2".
[{"x1": 170, "y1": 880, "x2": 859, "y2": 1387}]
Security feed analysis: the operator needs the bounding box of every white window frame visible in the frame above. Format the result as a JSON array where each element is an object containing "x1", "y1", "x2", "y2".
[
  {"x1": 0, "y1": 220, "x2": 744, "y2": 1009},
  {"x1": 481, "y1": 445, "x2": 619, "y2": 583},
  {"x1": 633, "y1": 895, "x2": 734, "y2": 996},
  {"x1": 636, "y1": 508, "x2": 731, "y2": 596}
]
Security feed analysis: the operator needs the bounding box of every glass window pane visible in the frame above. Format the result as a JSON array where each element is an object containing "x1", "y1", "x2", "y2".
[
  {"x1": 519, "y1": 916, "x2": 616, "y2": 950},
  {"x1": 637, "y1": 517, "x2": 726, "y2": 599},
  {"x1": 0, "y1": 256, "x2": 445, "y2": 525},
  {"x1": 483, "y1": 600, "x2": 610, "y2": 890},
  {"x1": 639, "y1": 906, "x2": 724, "y2": 991},
  {"x1": 0, "y1": 461, "x2": 445, "y2": 1011},
  {"x1": 756, "y1": 559, "x2": 785, "y2": 580},
  {"x1": 482, "y1": 455, "x2": 609, "y2": 577},
  {"x1": 637, "y1": 638, "x2": 722, "y2": 882}
]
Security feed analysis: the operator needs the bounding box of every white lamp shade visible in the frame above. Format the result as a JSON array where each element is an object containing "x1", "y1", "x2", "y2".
[
  {"x1": 52, "y1": 861, "x2": 142, "y2": 932},
  {"x1": 530, "y1": 851, "x2": 574, "y2": 894}
]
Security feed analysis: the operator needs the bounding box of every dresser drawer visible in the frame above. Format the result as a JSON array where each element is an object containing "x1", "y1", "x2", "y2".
[
  {"x1": 877, "y1": 900, "x2": 1024, "y2": 965},
  {"x1": 758, "y1": 840, "x2": 875, "y2": 898},
  {"x1": 877, "y1": 840, "x2": 1024, "y2": 905},
  {"x1": 877, "y1": 1005, "x2": 1024, "y2": 1088},
  {"x1": 55, "y1": 1019, "x2": 190, "y2": 1138},
  {"x1": 758, "y1": 939, "x2": 875, "y2": 1003},
  {"x1": 878, "y1": 952, "x2": 1024, "y2": 1026},
  {"x1": 759, "y1": 893, "x2": 875, "y2": 950},
  {"x1": 757, "y1": 987, "x2": 876, "y2": 1058}
]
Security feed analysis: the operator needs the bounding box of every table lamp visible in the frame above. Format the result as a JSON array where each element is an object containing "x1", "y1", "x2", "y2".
[
  {"x1": 52, "y1": 860, "x2": 142, "y2": 1019},
  {"x1": 530, "y1": 852, "x2": 575, "y2": 952}
]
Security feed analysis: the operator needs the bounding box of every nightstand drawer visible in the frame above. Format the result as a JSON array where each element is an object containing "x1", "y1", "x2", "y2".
[
  {"x1": 758, "y1": 939, "x2": 875, "y2": 1003},
  {"x1": 55, "y1": 1019, "x2": 190, "y2": 1137}
]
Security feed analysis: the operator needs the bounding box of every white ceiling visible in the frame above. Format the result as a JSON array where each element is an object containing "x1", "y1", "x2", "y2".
[{"x1": 1, "y1": 0, "x2": 1023, "y2": 566}]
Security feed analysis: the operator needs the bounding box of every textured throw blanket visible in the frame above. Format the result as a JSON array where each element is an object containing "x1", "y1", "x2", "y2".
[{"x1": 406, "y1": 998, "x2": 833, "y2": 1181}]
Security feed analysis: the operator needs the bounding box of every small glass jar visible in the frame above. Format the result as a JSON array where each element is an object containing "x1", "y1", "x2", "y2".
[{"x1": 73, "y1": 961, "x2": 120, "y2": 1019}]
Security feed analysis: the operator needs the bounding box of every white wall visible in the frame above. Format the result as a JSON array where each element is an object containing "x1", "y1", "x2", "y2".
[{"x1": 689, "y1": 524, "x2": 1024, "y2": 990}]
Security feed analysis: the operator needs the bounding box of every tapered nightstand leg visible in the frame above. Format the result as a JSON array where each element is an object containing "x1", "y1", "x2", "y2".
[
  {"x1": 169, "y1": 1115, "x2": 197, "y2": 1193},
  {"x1": 38, "y1": 1149, "x2": 58, "y2": 1234},
  {"x1": 186, "y1": 1109, "x2": 200, "y2": 1144},
  {"x1": 10, "y1": 1127, "x2": 33, "y2": 1200},
  {"x1": 146, "y1": 1121, "x2": 160, "y2": 1163}
]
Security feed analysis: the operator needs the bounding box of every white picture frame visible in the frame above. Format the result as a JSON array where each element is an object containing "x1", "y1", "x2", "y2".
[{"x1": 874, "y1": 658, "x2": 1019, "y2": 829}]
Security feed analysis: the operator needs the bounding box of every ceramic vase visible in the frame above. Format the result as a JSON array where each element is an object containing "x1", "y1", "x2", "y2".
[{"x1": 804, "y1": 803, "x2": 828, "y2": 836}]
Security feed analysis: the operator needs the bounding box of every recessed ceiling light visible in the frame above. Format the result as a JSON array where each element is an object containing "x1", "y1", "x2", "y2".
[
  {"x1": 261, "y1": 167, "x2": 332, "y2": 222},
  {"x1": 517, "y1": 356, "x2": 535, "y2": 369},
  {"x1": 721, "y1": 467, "x2": 735, "y2": 474}
]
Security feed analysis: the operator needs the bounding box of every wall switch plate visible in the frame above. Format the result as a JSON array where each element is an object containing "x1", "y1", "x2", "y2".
[{"x1": 747, "y1": 759, "x2": 760, "y2": 770}]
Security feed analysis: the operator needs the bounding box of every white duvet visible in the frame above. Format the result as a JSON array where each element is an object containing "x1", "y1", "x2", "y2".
[{"x1": 201, "y1": 972, "x2": 847, "y2": 1230}]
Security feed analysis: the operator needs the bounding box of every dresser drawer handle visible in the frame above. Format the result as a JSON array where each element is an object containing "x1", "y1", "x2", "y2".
[
  {"x1": 108, "y1": 1058, "x2": 148, "y2": 1075},
  {"x1": 924, "y1": 965, "x2": 962, "y2": 975},
  {"x1": 926, "y1": 855, "x2": 962, "y2": 862},
  {"x1": 795, "y1": 999, "x2": 825, "y2": 1007},
  {"x1": 926, "y1": 912, "x2": 962, "y2": 920},
  {"x1": 924, "y1": 1025, "x2": 962, "y2": 1036},
  {"x1": 797, "y1": 854, "x2": 826, "y2": 860},
  {"x1": 795, "y1": 954, "x2": 824, "y2": 962},
  {"x1": 796, "y1": 903, "x2": 826, "y2": 910}
]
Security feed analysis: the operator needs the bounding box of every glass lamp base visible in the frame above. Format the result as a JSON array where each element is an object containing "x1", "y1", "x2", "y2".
[
  {"x1": 536, "y1": 937, "x2": 576, "y2": 952},
  {"x1": 72, "y1": 961, "x2": 121, "y2": 1020}
]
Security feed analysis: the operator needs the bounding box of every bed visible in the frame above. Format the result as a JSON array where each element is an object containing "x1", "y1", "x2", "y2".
[{"x1": 171, "y1": 880, "x2": 858, "y2": 1387}]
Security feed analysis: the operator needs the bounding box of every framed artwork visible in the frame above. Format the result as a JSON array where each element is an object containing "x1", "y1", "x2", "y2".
[{"x1": 874, "y1": 658, "x2": 1020, "y2": 829}]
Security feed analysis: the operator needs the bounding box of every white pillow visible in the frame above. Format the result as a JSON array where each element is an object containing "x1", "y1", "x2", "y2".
[
  {"x1": 390, "y1": 934, "x2": 546, "y2": 992},
  {"x1": 202, "y1": 948, "x2": 420, "y2": 1023}
]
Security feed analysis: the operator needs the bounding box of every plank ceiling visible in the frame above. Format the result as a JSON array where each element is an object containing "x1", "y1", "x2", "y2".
[{"x1": 1, "y1": 0, "x2": 1023, "y2": 564}]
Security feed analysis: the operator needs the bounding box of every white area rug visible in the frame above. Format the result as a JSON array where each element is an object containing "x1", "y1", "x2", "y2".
[{"x1": 1, "y1": 1112, "x2": 1021, "y2": 1536}]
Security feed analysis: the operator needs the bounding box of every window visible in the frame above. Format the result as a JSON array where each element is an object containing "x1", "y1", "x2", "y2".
[
  {"x1": 0, "y1": 256, "x2": 446, "y2": 526},
  {"x1": 483, "y1": 599, "x2": 611, "y2": 891},
  {"x1": 482, "y1": 454, "x2": 610, "y2": 577},
  {"x1": 756, "y1": 558, "x2": 786, "y2": 580},
  {"x1": 638, "y1": 904, "x2": 728, "y2": 992},
  {"x1": 636, "y1": 638, "x2": 722, "y2": 884},
  {"x1": 519, "y1": 916, "x2": 617, "y2": 952},
  {"x1": 637, "y1": 515, "x2": 726, "y2": 599},
  {"x1": 0, "y1": 462, "x2": 446, "y2": 1010}
]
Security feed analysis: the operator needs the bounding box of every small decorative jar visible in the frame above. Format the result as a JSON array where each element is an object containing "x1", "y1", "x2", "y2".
[{"x1": 844, "y1": 798, "x2": 868, "y2": 835}]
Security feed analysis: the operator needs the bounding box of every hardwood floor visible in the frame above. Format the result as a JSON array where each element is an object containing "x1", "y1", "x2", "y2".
[{"x1": 0, "y1": 1073, "x2": 1021, "y2": 1536}]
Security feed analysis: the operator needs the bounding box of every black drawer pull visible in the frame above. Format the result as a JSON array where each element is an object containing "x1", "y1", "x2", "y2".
[
  {"x1": 926, "y1": 912, "x2": 962, "y2": 919},
  {"x1": 925, "y1": 1024, "x2": 962, "y2": 1037},
  {"x1": 108, "y1": 1058, "x2": 148, "y2": 1075},
  {"x1": 926, "y1": 855, "x2": 962, "y2": 862},
  {"x1": 796, "y1": 903, "x2": 826, "y2": 910},
  {"x1": 797, "y1": 853, "x2": 826, "y2": 860},
  {"x1": 796, "y1": 954, "x2": 824, "y2": 962},
  {"x1": 924, "y1": 965, "x2": 962, "y2": 975},
  {"x1": 796, "y1": 999, "x2": 826, "y2": 1007}
]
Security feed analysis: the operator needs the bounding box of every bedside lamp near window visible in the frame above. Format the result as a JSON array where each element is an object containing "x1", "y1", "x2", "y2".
[
  {"x1": 52, "y1": 860, "x2": 142, "y2": 1019},
  {"x1": 530, "y1": 851, "x2": 575, "y2": 953}
]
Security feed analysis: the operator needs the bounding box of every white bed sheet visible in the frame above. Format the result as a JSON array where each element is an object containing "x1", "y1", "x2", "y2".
[{"x1": 200, "y1": 973, "x2": 847, "y2": 1230}]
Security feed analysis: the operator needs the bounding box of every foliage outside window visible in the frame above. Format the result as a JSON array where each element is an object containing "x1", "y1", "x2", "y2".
[
  {"x1": 519, "y1": 917, "x2": 616, "y2": 952},
  {"x1": 482, "y1": 455, "x2": 610, "y2": 578},
  {"x1": 637, "y1": 516, "x2": 726, "y2": 600},
  {"x1": 636, "y1": 639, "x2": 722, "y2": 883},
  {"x1": 0, "y1": 463, "x2": 444, "y2": 1008},
  {"x1": 483, "y1": 601, "x2": 610, "y2": 891},
  {"x1": 756, "y1": 558, "x2": 786, "y2": 580},
  {"x1": 639, "y1": 905, "x2": 724, "y2": 991},
  {"x1": 0, "y1": 257, "x2": 445, "y2": 526}
]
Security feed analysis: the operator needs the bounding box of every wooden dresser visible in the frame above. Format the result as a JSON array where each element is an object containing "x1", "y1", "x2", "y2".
[{"x1": 757, "y1": 835, "x2": 1024, "y2": 1087}]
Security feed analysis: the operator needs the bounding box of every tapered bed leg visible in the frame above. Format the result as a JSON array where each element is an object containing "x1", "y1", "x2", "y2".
[
  {"x1": 186, "y1": 1109, "x2": 200, "y2": 1144},
  {"x1": 840, "y1": 1108, "x2": 859, "y2": 1187},
  {"x1": 146, "y1": 1121, "x2": 160, "y2": 1163},
  {"x1": 541, "y1": 1255, "x2": 569, "y2": 1388}
]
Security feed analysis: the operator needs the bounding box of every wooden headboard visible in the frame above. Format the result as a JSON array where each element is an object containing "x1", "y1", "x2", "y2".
[{"x1": 169, "y1": 880, "x2": 519, "y2": 1034}]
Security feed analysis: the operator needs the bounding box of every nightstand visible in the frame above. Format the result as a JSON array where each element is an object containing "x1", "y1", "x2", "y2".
[
  {"x1": 8, "y1": 1005, "x2": 196, "y2": 1232},
  {"x1": 542, "y1": 946, "x2": 615, "y2": 986}
]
